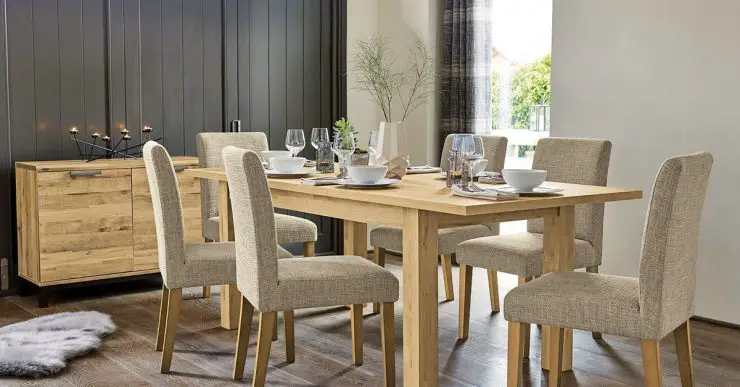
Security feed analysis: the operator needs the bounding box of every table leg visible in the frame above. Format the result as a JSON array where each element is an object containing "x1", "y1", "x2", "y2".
[
  {"x1": 218, "y1": 181, "x2": 240, "y2": 330},
  {"x1": 343, "y1": 220, "x2": 367, "y2": 258},
  {"x1": 403, "y1": 209, "x2": 439, "y2": 387},
  {"x1": 541, "y1": 205, "x2": 575, "y2": 372}
]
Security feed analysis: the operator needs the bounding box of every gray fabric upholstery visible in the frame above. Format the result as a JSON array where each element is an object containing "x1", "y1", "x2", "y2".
[
  {"x1": 504, "y1": 152, "x2": 713, "y2": 341},
  {"x1": 143, "y1": 141, "x2": 293, "y2": 290},
  {"x1": 222, "y1": 146, "x2": 399, "y2": 313},
  {"x1": 197, "y1": 132, "x2": 317, "y2": 243},
  {"x1": 204, "y1": 214, "x2": 318, "y2": 244},
  {"x1": 372, "y1": 134, "x2": 507, "y2": 254},
  {"x1": 505, "y1": 272, "x2": 641, "y2": 338},
  {"x1": 456, "y1": 233, "x2": 596, "y2": 277},
  {"x1": 371, "y1": 225, "x2": 495, "y2": 255}
]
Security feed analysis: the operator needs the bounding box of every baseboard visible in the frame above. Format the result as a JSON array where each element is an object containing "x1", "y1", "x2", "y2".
[{"x1": 691, "y1": 315, "x2": 740, "y2": 330}]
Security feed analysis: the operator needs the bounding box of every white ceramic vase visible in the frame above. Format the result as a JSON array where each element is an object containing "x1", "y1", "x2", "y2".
[{"x1": 376, "y1": 122, "x2": 410, "y2": 179}]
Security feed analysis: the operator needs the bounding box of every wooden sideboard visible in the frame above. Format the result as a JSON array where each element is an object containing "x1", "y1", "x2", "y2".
[{"x1": 15, "y1": 157, "x2": 202, "y2": 302}]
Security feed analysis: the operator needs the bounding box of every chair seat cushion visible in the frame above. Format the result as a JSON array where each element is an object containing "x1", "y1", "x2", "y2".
[
  {"x1": 456, "y1": 233, "x2": 598, "y2": 277},
  {"x1": 274, "y1": 256, "x2": 399, "y2": 311},
  {"x1": 504, "y1": 272, "x2": 640, "y2": 338},
  {"x1": 370, "y1": 224, "x2": 494, "y2": 255},
  {"x1": 164, "y1": 243, "x2": 293, "y2": 289},
  {"x1": 204, "y1": 214, "x2": 318, "y2": 244}
]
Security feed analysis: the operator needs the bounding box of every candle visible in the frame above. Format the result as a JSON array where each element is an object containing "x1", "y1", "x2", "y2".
[
  {"x1": 69, "y1": 127, "x2": 79, "y2": 134},
  {"x1": 91, "y1": 132, "x2": 100, "y2": 138},
  {"x1": 142, "y1": 125, "x2": 153, "y2": 133}
]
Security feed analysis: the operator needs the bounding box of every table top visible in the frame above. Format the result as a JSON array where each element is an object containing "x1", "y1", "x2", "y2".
[{"x1": 185, "y1": 168, "x2": 642, "y2": 216}]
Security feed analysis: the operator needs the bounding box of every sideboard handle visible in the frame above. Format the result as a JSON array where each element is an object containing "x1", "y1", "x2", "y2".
[
  {"x1": 70, "y1": 170, "x2": 102, "y2": 177},
  {"x1": 174, "y1": 166, "x2": 189, "y2": 172}
]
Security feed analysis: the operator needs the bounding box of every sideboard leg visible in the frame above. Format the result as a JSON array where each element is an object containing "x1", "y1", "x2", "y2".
[
  {"x1": 17, "y1": 277, "x2": 31, "y2": 297},
  {"x1": 38, "y1": 287, "x2": 50, "y2": 308}
]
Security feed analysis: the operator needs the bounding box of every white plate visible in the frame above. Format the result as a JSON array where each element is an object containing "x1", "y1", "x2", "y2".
[
  {"x1": 337, "y1": 178, "x2": 400, "y2": 189},
  {"x1": 265, "y1": 169, "x2": 316, "y2": 178},
  {"x1": 493, "y1": 185, "x2": 564, "y2": 196}
]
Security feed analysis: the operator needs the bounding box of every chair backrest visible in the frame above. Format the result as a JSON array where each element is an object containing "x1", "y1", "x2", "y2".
[
  {"x1": 222, "y1": 146, "x2": 280, "y2": 311},
  {"x1": 196, "y1": 132, "x2": 270, "y2": 233},
  {"x1": 142, "y1": 141, "x2": 186, "y2": 288},
  {"x1": 527, "y1": 138, "x2": 612, "y2": 258},
  {"x1": 440, "y1": 134, "x2": 508, "y2": 172},
  {"x1": 638, "y1": 152, "x2": 713, "y2": 339}
]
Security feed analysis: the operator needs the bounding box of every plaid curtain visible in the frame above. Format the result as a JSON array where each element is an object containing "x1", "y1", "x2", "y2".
[{"x1": 440, "y1": 0, "x2": 493, "y2": 156}]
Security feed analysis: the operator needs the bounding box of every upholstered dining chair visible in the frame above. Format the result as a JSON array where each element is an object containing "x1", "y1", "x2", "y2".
[
  {"x1": 456, "y1": 137, "x2": 611, "y2": 344},
  {"x1": 370, "y1": 135, "x2": 507, "y2": 306},
  {"x1": 143, "y1": 142, "x2": 294, "y2": 374},
  {"x1": 504, "y1": 152, "x2": 713, "y2": 387},
  {"x1": 197, "y1": 132, "x2": 318, "y2": 299},
  {"x1": 223, "y1": 146, "x2": 399, "y2": 387}
]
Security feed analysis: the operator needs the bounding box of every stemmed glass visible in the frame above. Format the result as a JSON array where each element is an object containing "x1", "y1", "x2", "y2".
[
  {"x1": 332, "y1": 133, "x2": 356, "y2": 178},
  {"x1": 285, "y1": 129, "x2": 306, "y2": 157},
  {"x1": 310, "y1": 128, "x2": 329, "y2": 151},
  {"x1": 450, "y1": 134, "x2": 475, "y2": 186},
  {"x1": 469, "y1": 136, "x2": 485, "y2": 173},
  {"x1": 368, "y1": 131, "x2": 379, "y2": 165}
]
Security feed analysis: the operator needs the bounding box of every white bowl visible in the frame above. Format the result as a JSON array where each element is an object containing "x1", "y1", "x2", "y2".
[
  {"x1": 502, "y1": 169, "x2": 547, "y2": 191},
  {"x1": 260, "y1": 150, "x2": 291, "y2": 166},
  {"x1": 472, "y1": 159, "x2": 489, "y2": 176},
  {"x1": 270, "y1": 157, "x2": 306, "y2": 173},
  {"x1": 347, "y1": 165, "x2": 388, "y2": 184}
]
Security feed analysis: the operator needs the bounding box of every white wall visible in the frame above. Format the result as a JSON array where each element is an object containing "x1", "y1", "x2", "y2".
[
  {"x1": 347, "y1": 0, "x2": 442, "y2": 166},
  {"x1": 552, "y1": 0, "x2": 740, "y2": 324}
]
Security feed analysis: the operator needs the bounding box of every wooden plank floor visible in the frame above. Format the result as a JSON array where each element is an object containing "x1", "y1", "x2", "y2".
[{"x1": 2, "y1": 255, "x2": 740, "y2": 386}]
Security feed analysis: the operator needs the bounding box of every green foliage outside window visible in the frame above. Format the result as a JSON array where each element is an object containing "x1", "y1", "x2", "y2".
[{"x1": 492, "y1": 54, "x2": 551, "y2": 129}]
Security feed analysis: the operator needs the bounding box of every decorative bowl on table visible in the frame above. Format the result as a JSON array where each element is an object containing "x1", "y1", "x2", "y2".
[
  {"x1": 260, "y1": 151, "x2": 291, "y2": 167},
  {"x1": 270, "y1": 157, "x2": 306, "y2": 173},
  {"x1": 502, "y1": 169, "x2": 547, "y2": 191},
  {"x1": 347, "y1": 165, "x2": 388, "y2": 184}
]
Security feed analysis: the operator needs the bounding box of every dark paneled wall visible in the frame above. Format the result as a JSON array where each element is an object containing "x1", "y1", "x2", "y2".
[{"x1": 0, "y1": 0, "x2": 346, "y2": 293}]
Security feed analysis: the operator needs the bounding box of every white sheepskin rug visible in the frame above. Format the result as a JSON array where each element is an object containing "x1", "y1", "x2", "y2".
[{"x1": 0, "y1": 311, "x2": 116, "y2": 377}]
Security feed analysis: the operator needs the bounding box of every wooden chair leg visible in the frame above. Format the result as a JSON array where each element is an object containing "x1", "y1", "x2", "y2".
[
  {"x1": 641, "y1": 339, "x2": 663, "y2": 387},
  {"x1": 351, "y1": 304, "x2": 363, "y2": 366},
  {"x1": 674, "y1": 321, "x2": 694, "y2": 387},
  {"x1": 272, "y1": 316, "x2": 278, "y2": 341},
  {"x1": 284, "y1": 310, "x2": 295, "y2": 363},
  {"x1": 518, "y1": 277, "x2": 531, "y2": 358},
  {"x1": 441, "y1": 254, "x2": 455, "y2": 301},
  {"x1": 585, "y1": 265, "x2": 603, "y2": 339},
  {"x1": 233, "y1": 296, "x2": 255, "y2": 380},
  {"x1": 303, "y1": 241, "x2": 315, "y2": 257},
  {"x1": 202, "y1": 286, "x2": 211, "y2": 298},
  {"x1": 458, "y1": 264, "x2": 473, "y2": 340},
  {"x1": 155, "y1": 286, "x2": 170, "y2": 351},
  {"x1": 507, "y1": 322, "x2": 525, "y2": 387},
  {"x1": 253, "y1": 312, "x2": 277, "y2": 387},
  {"x1": 373, "y1": 248, "x2": 386, "y2": 314},
  {"x1": 549, "y1": 326, "x2": 565, "y2": 387},
  {"x1": 160, "y1": 288, "x2": 182, "y2": 373},
  {"x1": 487, "y1": 270, "x2": 500, "y2": 313},
  {"x1": 380, "y1": 302, "x2": 396, "y2": 387}
]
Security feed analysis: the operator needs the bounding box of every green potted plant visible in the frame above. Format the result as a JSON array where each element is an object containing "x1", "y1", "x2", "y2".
[{"x1": 333, "y1": 118, "x2": 363, "y2": 177}]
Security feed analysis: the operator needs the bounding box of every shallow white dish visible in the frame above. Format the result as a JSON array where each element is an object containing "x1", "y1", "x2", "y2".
[
  {"x1": 260, "y1": 150, "x2": 291, "y2": 164},
  {"x1": 347, "y1": 165, "x2": 389, "y2": 184},
  {"x1": 502, "y1": 169, "x2": 547, "y2": 190},
  {"x1": 270, "y1": 156, "x2": 306, "y2": 173},
  {"x1": 337, "y1": 178, "x2": 400, "y2": 189},
  {"x1": 493, "y1": 185, "x2": 563, "y2": 196},
  {"x1": 265, "y1": 169, "x2": 316, "y2": 178}
]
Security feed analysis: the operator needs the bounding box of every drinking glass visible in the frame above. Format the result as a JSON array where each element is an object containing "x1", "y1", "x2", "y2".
[
  {"x1": 332, "y1": 134, "x2": 356, "y2": 178},
  {"x1": 451, "y1": 134, "x2": 475, "y2": 160},
  {"x1": 368, "y1": 131, "x2": 379, "y2": 165},
  {"x1": 310, "y1": 128, "x2": 329, "y2": 150},
  {"x1": 285, "y1": 129, "x2": 306, "y2": 157},
  {"x1": 469, "y1": 136, "x2": 485, "y2": 170}
]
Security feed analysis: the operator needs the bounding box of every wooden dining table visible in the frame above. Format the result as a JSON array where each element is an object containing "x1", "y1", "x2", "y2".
[{"x1": 185, "y1": 167, "x2": 642, "y2": 387}]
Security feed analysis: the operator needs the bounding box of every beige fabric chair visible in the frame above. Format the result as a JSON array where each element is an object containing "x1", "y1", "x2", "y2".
[
  {"x1": 197, "y1": 132, "x2": 318, "y2": 299},
  {"x1": 370, "y1": 135, "x2": 507, "y2": 304},
  {"x1": 456, "y1": 137, "x2": 611, "y2": 342},
  {"x1": 142, "y1": 142, "x2": 293, "y2": 375},
  {"x1": 504, "y1": 152, "x2": 713, "y2": 387},
  {"x1": 223, "y1": 146, "x2": 399, "y2": 387}
]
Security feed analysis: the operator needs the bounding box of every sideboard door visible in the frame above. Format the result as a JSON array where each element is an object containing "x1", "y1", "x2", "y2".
[
  {"x1": 36, "y1": 169, "x2": 134, "y2": 283},
  {"x1": 132, "y1": 167, "x2": 202, "y2": 271}
]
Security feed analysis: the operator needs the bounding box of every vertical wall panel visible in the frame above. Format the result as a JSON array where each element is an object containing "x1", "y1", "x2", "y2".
[
  {"x1": 58, "y1": 0, "x2": 86, "y2": 160},
  {"x1": 223, "y1": 0, "x2": 238, "y2": 130},
  {"x1": 82, "y1": 0, "x2": 107, "y2": 147},
  {"x1": 32, "y1": 0, "x2": 61, "y2": 160},
  {"x1": 286, "y1": 0, "x2": 304, "y2": 140},
  {"x1": 0, "y1": 0, "x2": 12, "y2": 287},
  {"x1": 161, "y1": 0, "x2": 184, "y2": 155},
  {"x1": 235, "y1": 0, "x2": 248, "y2": 130},
  {"x1": 249, "y1": 0, "x2": 269, "y2": 139},
  {"x1": 108, "y1": 0, "x2": 127, "y2": 146},
  {"x1": 202, "y1": 0, "x2": 222, "y2": 132},
  {"x1": 268, "y1": 0, "x2": 287, "y2": 150},
  {"x1": 182, "y1": 0, "x2": 204, "y2": 155},
  {"x1": 303, "y1": 0, "x2": 321, "y2": 135},
  {"x1": 319, "y1": 0, "x2": 332, "y2": 129},
  {"x1": 6, "y1": 0, "x2": 36, "y2": 162},
  {"x1": 140, "y1": 0, "x2": 163, "y2": 143},
  {"x1": 123, "y1": 0, "x2": 142, "y2": 145}
]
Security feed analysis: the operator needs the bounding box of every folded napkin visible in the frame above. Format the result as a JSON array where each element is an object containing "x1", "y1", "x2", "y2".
[
  {"x1": 451, "y1": 185, "x2": 518, "y2": 201},
  {"x1": 300, "y1": 177, "x2": 339, "y2": 186},
  {"x1": 407, "y1": 165, "x2": 442, "y2": 174}
]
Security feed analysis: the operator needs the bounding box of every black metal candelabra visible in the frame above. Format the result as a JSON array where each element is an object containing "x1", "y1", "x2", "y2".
[{"x1": 69, "y1": 126, "x2": 161, "y2": 162}]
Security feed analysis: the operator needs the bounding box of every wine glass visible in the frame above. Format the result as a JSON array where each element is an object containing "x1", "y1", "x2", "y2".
[
  {"x1": 367, "y1": 131, "x2": 379, "y2": 165},
  {"x1": 310, "y1": 128, "x2": 329, "y2": 150},
  {"x1": 470, "y1": 136, "x2": 485, "y2": 171},
  {"x1": 332, "y1": 133, "x2": 356, "y2": 178},
  {"x1": 451, "y1": 134, "x2": 475, "y2": 159},
  {"x1": 285, "y1": 129, "x2": 305, "y2": 157}
]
